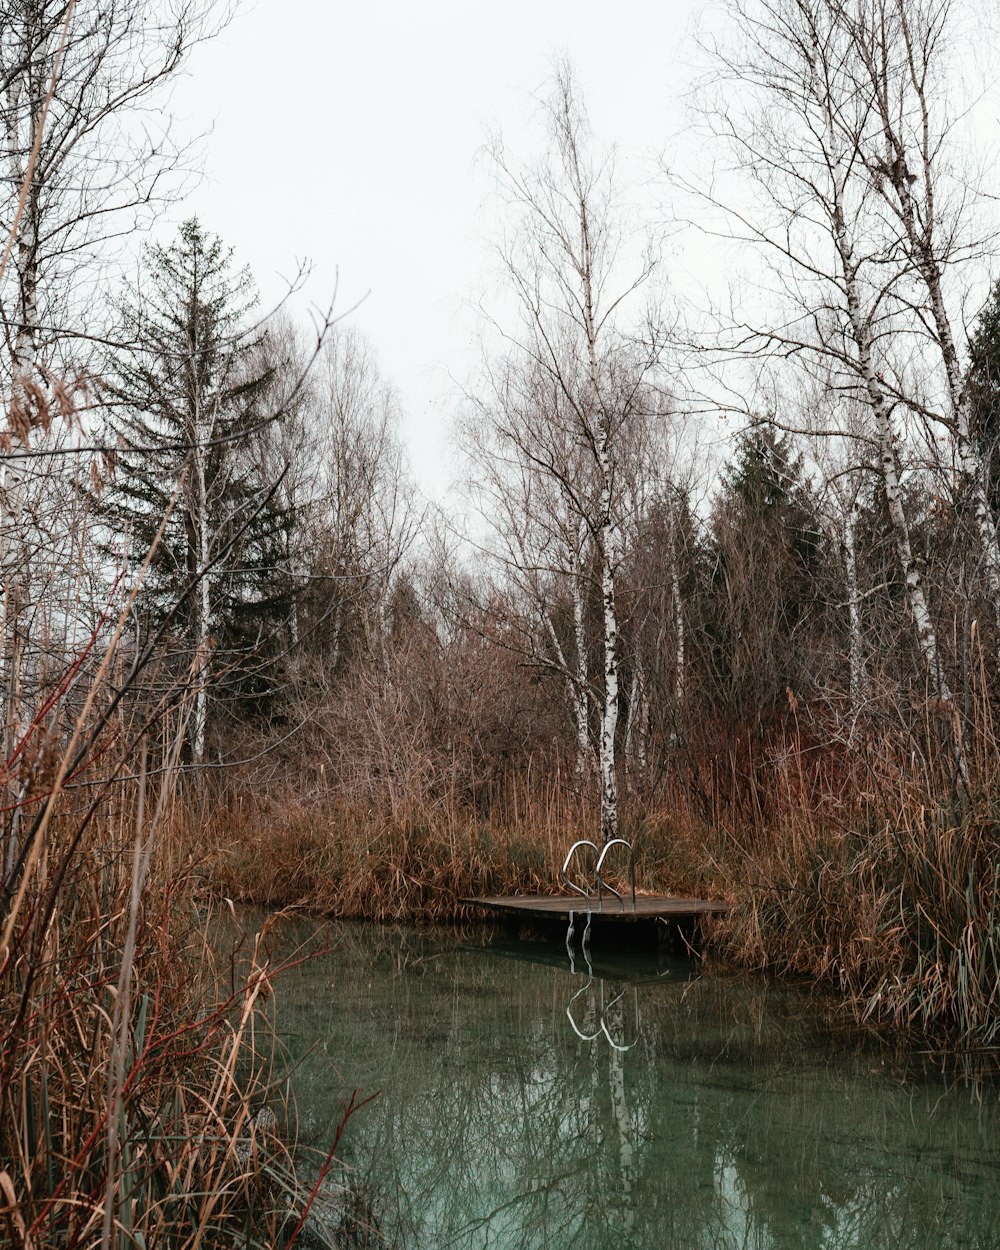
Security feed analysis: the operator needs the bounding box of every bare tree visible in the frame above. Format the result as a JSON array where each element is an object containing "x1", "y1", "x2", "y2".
[
  {"x1": 463, "y1": 360, "x2": 599, "y2": 781},
  {"x1": 0, "y1": 0, "x2": 224, "y2": 757},
  {"x1": 469, "y1": 63, "x2": 672, "y2": 843},
  {"x1": 834, "y1": 0, "x2": 1000, "y2": 636},
  {"x1": 621, "y1": 479, "x2": 695, "y2": 782},
  {"x1": 285, "y1": 326, "x2": 418, "y2": 691},
  {"x1": 0, "y1": 0, "x2": 224, "y2": 390},
  {"x1": 685, "y1": 0, "x2": 971, "y2": 779}
]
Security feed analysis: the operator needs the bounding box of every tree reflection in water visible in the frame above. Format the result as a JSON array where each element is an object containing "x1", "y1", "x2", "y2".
[{"x1": 271, "y1": 923, "x2": 1000, "y2": 1250}]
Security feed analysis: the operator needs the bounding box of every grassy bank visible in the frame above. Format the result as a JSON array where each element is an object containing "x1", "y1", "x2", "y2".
[
  {"x1": 712, "y1": 792, "x2": 1000, "y2": 1044},
  {"x1": 203, "y1": 756, "x2": 1000, "y2": 1051}
]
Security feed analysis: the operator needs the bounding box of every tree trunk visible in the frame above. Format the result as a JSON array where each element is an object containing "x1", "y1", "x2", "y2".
[
  {"x1": 820, "y1": 71, "x2": 968, "y2": 779},
  {"x1": 836, "y1": 216, "x2": 967, "y2": 782},
  {"x1": 671, "y1": 524, "x2": 685, "y2": 736},
  {"x1": 190, "y1": 363, "x2": 213, "y2": 770},
  {"x1": 598, "y1": 502, "x2": 620, "y2": 845},
  {"x1": 579, "y1": 172, "x2": 621, "y2": 844},
  {"x1": 844, "y1": 495, "x2": 863, "y2": 729},
  {"x1": 855, "y1": 3, "x2": 1000, "y2": 644},
  {"x1": 571, "y1": 522, "x2": 593, "y2": 781},
  {"x1": 624, "y1": 660, "x2": 649, "y2": 784}
]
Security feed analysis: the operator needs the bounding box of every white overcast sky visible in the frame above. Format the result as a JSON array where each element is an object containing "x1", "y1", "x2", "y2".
[{"x1": 164, "y1": 0, "x2": 706, "y2": 501}]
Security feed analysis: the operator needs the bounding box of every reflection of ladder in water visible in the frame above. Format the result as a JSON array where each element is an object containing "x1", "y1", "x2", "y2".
[
  {"x1": 561, "y1": 838, "x2": 636, "y2": 950},
  {"x1": 565, "y1": 953, "x2": 640, "y2": 1051}
]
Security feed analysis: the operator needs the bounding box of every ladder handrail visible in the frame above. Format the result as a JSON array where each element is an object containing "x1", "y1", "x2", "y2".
[
  {"x1": 566, "y1": 978, "x2": 640, "y2": 1051},
  {"x1": 561, "y1": 839, "x2": 600, "y2": 901},
  {"x1": 595, "y1": 838, "x2": 636, "y2": 912},
  {"x1": 565, "y1": 977, "x2": 603, "y2": 1042}
]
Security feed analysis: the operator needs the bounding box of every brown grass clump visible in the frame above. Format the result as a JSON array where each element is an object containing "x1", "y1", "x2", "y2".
[
  {"x1": 710, "y1": 787, "x2": 1000, "y2": 1044},
  {"x1": 202, "y1": 783, "x2": 584, "y2": 923},
  {"x1": 199, "y1": 765, "x2": 729, "y2": 926}
]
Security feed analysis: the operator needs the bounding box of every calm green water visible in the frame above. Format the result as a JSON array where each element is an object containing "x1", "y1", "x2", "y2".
[{"x1": 269, "y1": 923, "x2": 1000, "y2": 1250}]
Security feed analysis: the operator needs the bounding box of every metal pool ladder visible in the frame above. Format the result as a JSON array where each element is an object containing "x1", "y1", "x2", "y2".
[{"x1": 561, "y1": 837, "x2": 637, "y2": 949}]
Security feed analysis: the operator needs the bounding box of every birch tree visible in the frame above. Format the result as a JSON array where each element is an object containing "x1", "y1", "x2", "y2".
[
  {"x1": 801, "y1": 0, "x2": 1000, "y2": 645},
  {"x1": 0, "y1": 0, "x2": 224, "y2": 544},
  {"x1": 622, "y1": 484, "x2": 695, "y2": 778},
  {"x1": 689, "y1": 0, "x2": 969, "y2": 779},
  {"x1": 0, "y1": 0, "x2": 221, "y2": 396},
  {"x1": 473, "y1": 64, "x2": 671, "y2": 843}
]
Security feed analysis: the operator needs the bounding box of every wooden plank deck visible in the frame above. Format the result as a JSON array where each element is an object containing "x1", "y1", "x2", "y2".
[{"x1": 459, "y1": 893, "x2": 732, "y2": 923}]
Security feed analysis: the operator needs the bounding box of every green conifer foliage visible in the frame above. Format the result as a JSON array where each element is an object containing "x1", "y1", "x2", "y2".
[
  {"x1": 99, "y1": 218, "x2": 294, "y2": 732},
  {"x1": 704, "y1": 426, "x2": 825, "y2": 732}
]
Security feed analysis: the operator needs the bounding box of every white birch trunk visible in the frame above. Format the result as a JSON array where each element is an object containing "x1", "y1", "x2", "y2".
[
  {"x1": 598, "y1": 498, "x2": 620, "y2": 845},
  {"x1": 189, "y1": 355, "x2": 213, "y2": 770},
  {"x1": 863, "y1": 50, "x2": 1000, "y2": 641},
  {"x1": 624, "y1": 664, "x2": 640, "y2": 782},
  {"x1": 570, "y1": 522, "x2": 593, "y2": 780},
  {"x1": 819, "y1": 82, "x2": 968, "y2": 780},
  {"x1": 844, "y1": 496, "x2": 863, "y2": 728},
  {"x1": 834, "y1": 211, "x2": 967, "y2": 781},
  {"x1": 578, "y1": 181, "x2": 621, "y2": 844},
  {"x1": 191, "y1": 435, "x2": 210, "y2": 769},
  {"x1": 931, "y1": 317, "x2": 1000, "y2": 641},
  {"x1": 624, "y1": 661, "x2": 650, "y2": 783},
  {"x1": 837, "y1": 222, "x2": 951, "y2": 702},
  {"x1": 1, "y1": 82, "x2": 38, "y2": 756},
  {"x1": 671, "y1": 525, "x2": 685, "y2": 728}
]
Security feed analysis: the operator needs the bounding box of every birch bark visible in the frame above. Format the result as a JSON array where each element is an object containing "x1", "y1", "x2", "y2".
[
  {"x1": 1, "y1": 83, "x2": 41, "y2": 760},
  {"x1": 828, "y1": 150, "x2": 968, "y2": 780},
  {"x1": 570, "y1": 538, "x2": 593, "y2": 781},
  {"x1": 671, "y1": 522, "x2": 685, "y2": 723},
  {"x1": 582, "y1": 235, "x2": 621, "y2": 843},
  {"x1": 843, "y1": 494, "x2": 863, "y2": 726},
  {"x1": 188, "y1": 297, "x2": 213, "y2": 771},
  {"x1": 848, "y1": 0, "x2": 1000, "y2": 639}
]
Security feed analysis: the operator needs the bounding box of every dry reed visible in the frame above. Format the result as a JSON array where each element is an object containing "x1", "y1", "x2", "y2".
[
  {"x1": 204, "y1": 719, "x2": 1000, "y2": 1050},
  {"x1": 0, "y1": 609, "x2": 362, "y2": 1249}
]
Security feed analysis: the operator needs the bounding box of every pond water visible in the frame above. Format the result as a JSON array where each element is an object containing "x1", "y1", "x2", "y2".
[{"x1": 268, "y1": 922, "x2": 1000, "y2": 1250}]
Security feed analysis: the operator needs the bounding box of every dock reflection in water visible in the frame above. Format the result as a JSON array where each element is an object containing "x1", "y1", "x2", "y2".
[{"x1": 273, "y1": 923, "x2": 1000, "y2": 1250}]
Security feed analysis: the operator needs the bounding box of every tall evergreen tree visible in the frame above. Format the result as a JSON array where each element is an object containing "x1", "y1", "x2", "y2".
[
  {"x1": 99, "y1": 219, "x2": 294, "y2": 761},
  {"x1": 703, "y1": 426, "x2": 825, "y2": 734}
]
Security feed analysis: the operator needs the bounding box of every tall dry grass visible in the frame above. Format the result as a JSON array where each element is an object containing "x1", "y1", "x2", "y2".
[
  {"x1": 0, "y1": 594, "x2": 363, "y2": 1248},
  {"x1": 202, "y1": 777, "x2": 593, "y2": 923},
  {"x1": 708, "y1": 773, "x2": 1000, "y2": 1046},
  {"x1": 204, "y1": 703, "x2": 1000, "y2": 1050}
]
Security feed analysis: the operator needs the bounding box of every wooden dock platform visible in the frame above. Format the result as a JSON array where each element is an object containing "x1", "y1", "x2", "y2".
[{"x1": 459, "y1": 894, "x2": 732, "y2": 923}]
